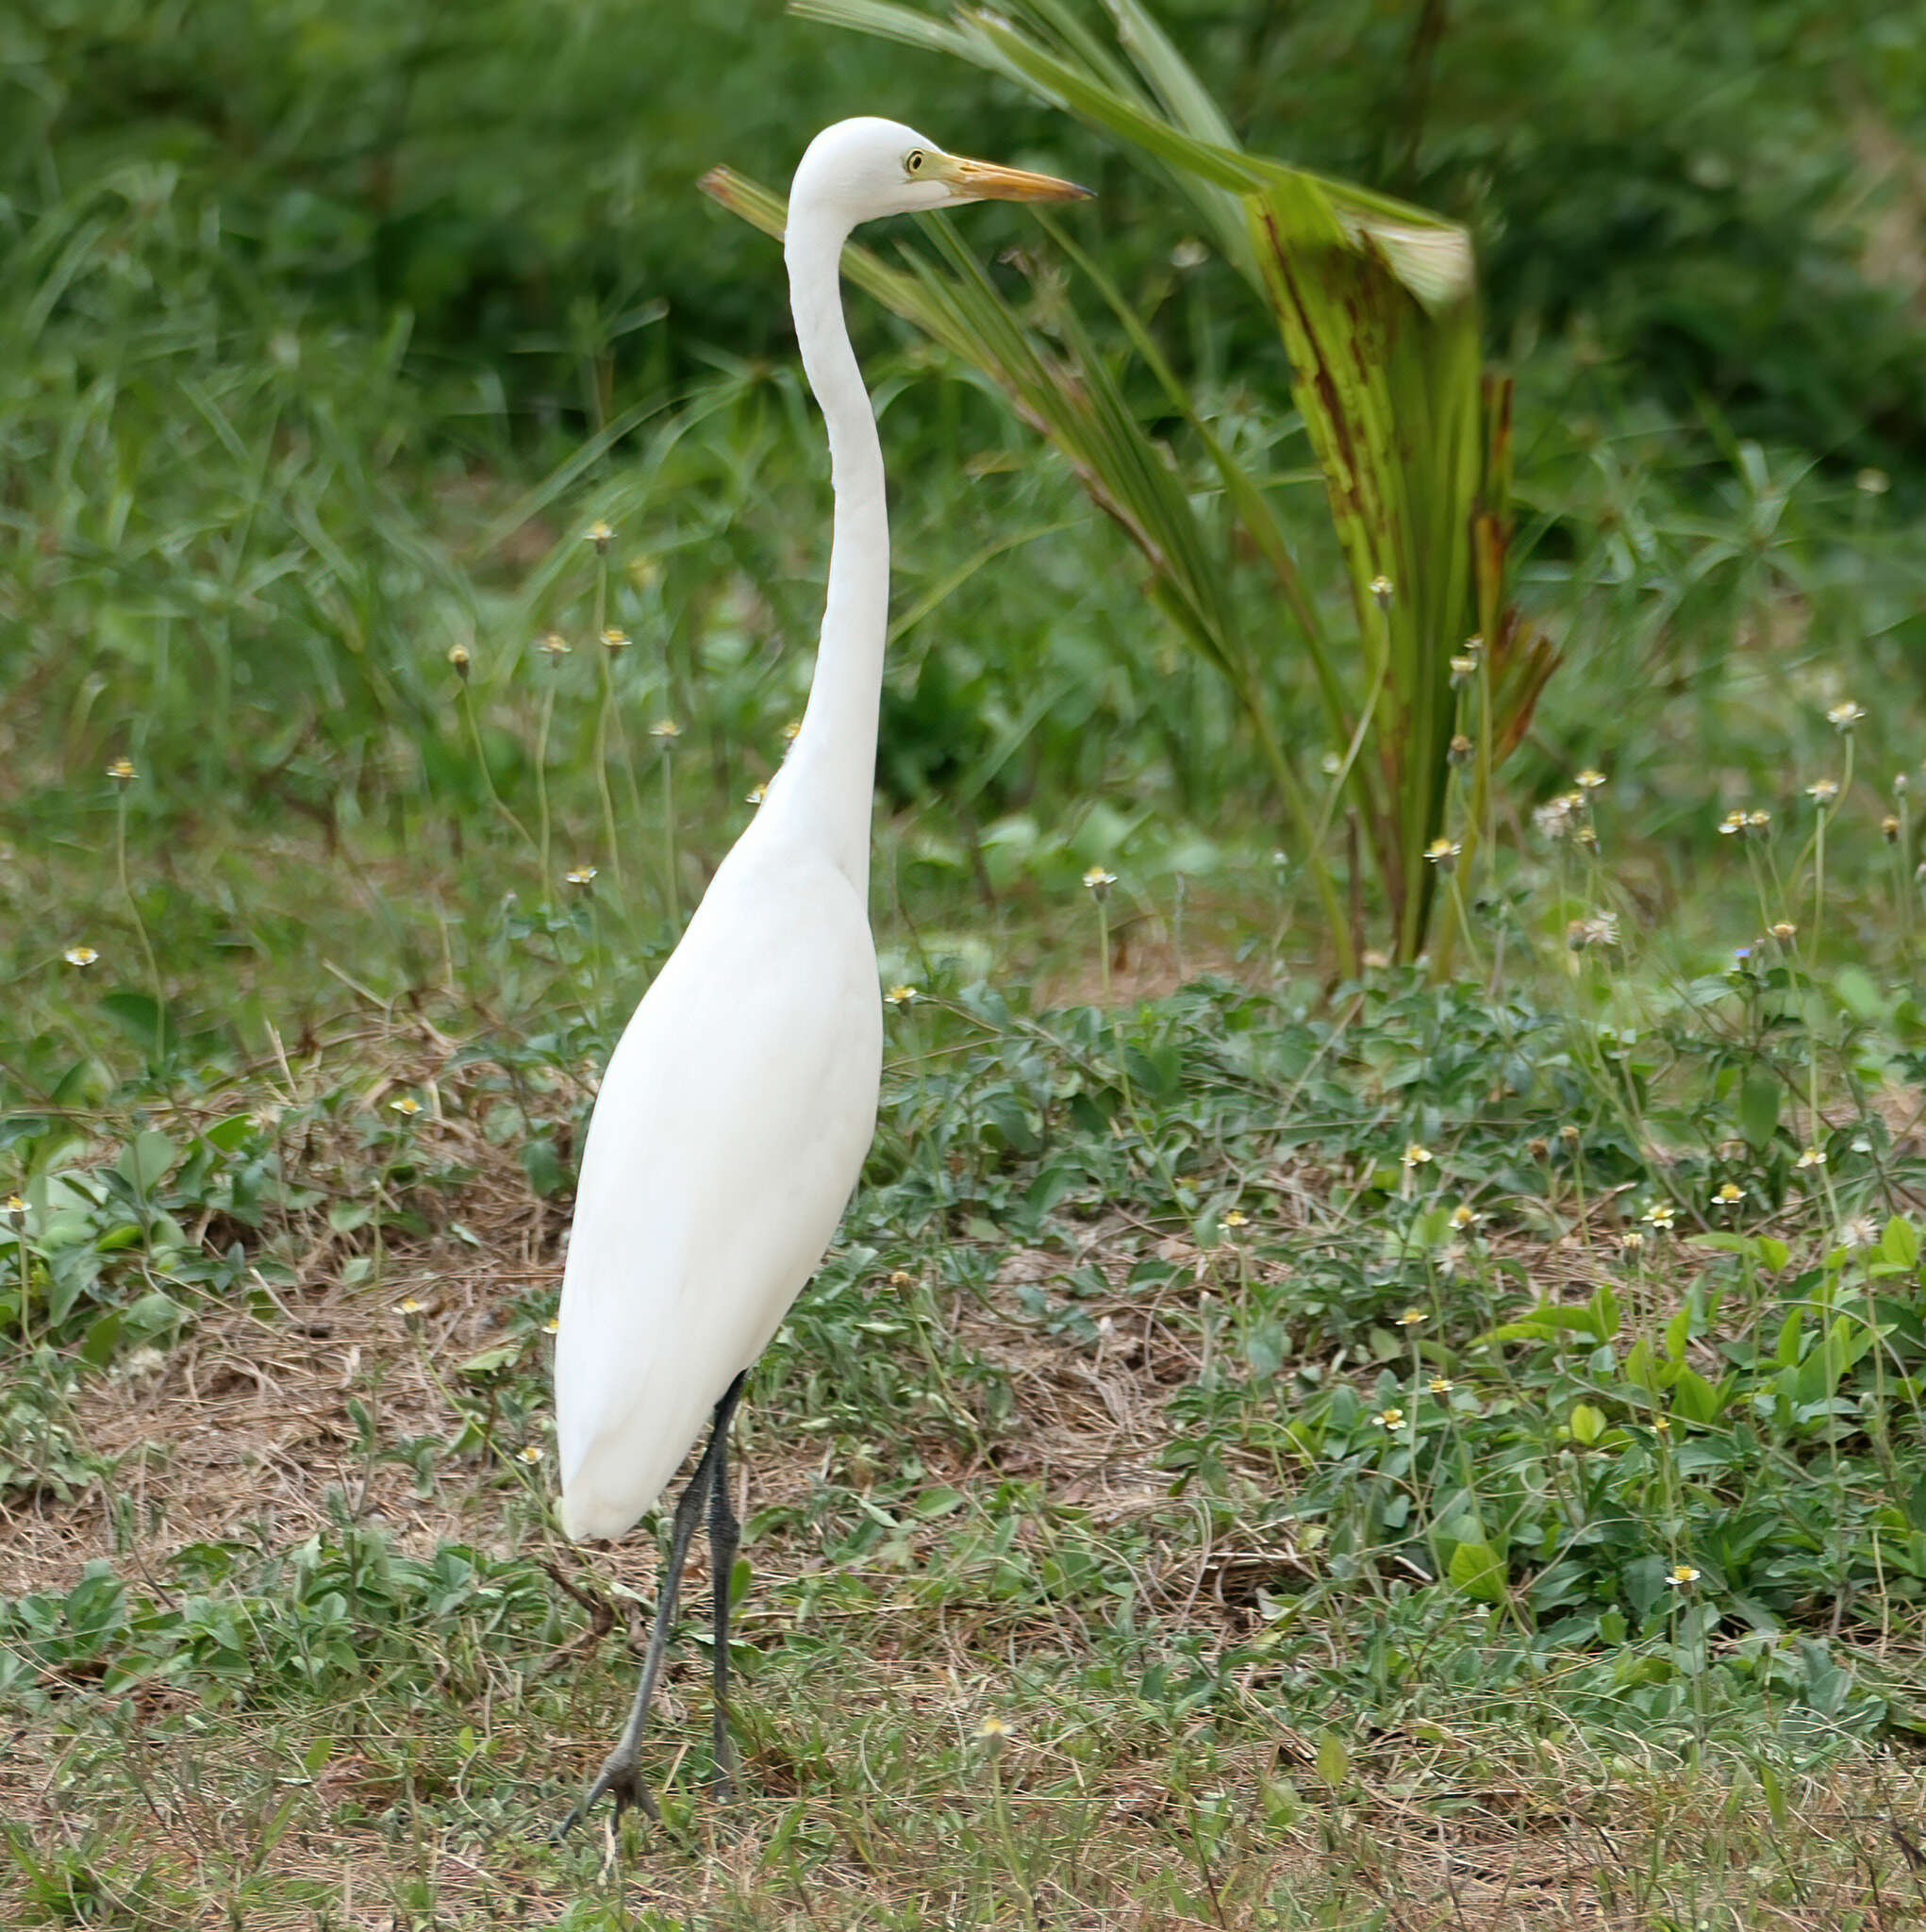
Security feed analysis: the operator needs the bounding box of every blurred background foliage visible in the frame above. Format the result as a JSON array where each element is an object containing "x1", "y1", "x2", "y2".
[
  {"x1": 3, "y1": 0, "x2": 1924, "y2": 1046},
  {"x1": 8, "y1": 0, "x2": 1922, "y2": 448}
]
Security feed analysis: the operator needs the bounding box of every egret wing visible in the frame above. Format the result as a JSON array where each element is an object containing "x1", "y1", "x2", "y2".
[{"x1": 556, "y1": 852, "x2": 881, "y2": 1541}]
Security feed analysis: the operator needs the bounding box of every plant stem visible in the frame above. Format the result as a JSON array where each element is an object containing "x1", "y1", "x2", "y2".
[{"x1": 115, "y1": 786, "x2": 168, "y2": 1058}]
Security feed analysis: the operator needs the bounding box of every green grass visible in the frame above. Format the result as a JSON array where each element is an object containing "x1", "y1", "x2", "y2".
[{"x1": 6, "y1": 959, "x2": 1926, "y2": 1924}]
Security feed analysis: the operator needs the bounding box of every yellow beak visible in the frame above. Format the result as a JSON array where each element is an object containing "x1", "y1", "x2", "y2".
[{"x1": 934, "y1": 154, "x2": 1094, "y2": 204}]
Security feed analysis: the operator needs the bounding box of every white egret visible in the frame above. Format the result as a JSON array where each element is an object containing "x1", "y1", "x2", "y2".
[{"x1": 555, "y1": 117, "x2": 1090, "y2": 1833}]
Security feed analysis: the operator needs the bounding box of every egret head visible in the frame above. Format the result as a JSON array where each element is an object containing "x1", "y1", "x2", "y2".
[{"x1": 791, "y1": 117, "x2": 1091, "y2": 229}]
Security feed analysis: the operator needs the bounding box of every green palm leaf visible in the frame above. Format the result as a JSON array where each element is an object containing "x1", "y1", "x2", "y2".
[{"x1": 728, "y1": 0, "x2": 1558, "y2": 965}]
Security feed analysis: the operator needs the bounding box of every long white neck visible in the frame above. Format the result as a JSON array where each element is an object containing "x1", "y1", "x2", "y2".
[{"x1": 772, "y1": 196, "x2": 888, "y2": 903}]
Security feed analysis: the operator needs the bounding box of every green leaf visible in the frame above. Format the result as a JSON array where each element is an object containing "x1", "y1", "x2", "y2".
[
  {"x1": 1448, "y1": 1539, "x2": 1507, "y2": 1604},
  {"x1": 1834, "y1": 965, "x2": 1884, "y2": 1024},
  {"x1": 1738, "y1": 1068, "x2": 1781, "y2": 1152},
  {"x1": 79, "y1": 1308, "x2": 124, "y2": 1367},
  {"x1": 1798, "y1": 1640, "x2": 1852, "y2": 1717},
  {"x1": 98, "y1": 991, "x2": 168, "y2": 1054},
  {"x1": 115, "y1": 1130, "x2": 179, "y2": 1196},
  {"x1": 123, "y1": 1291, "x2": 184, "y2": 1344},
  {"x1": 1663, "y1": 1306, "x2": 1691, "y2": 1363},
  {"x1": 522, "y1": 1135, "x2": 567, "y2": 1201},
  {"x1": 1670, "y1": 1368, "x2": 1730, "y2": 1424},
  {"x1": 201, "y1": 1114, "x2": 257, "y2": 1155},
  {"x1": 1569, "y1": 1403, "x2": 1607, "y2": 1446},
  {"x1": 1881, "y1": 1216, "x2": 1919, "y2": 1270},
  {"x1": 1314, "y1": 1728, "x2": 1351, "y2": 1789},
  {"x1": 458, "y1": 1344, "x2": 522, "y2": 1379},
  {"x1": 1589, "y1": 1281, "x2": 1621, "y2": 1339}
]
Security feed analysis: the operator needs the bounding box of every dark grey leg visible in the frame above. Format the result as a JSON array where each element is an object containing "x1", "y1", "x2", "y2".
[
  {"x1": 558, "y1": 1370, "x2": 746, "y2": 1837},
  {"x1": 707, "y1": 1371, "x2": 747, "y2": 1794}
]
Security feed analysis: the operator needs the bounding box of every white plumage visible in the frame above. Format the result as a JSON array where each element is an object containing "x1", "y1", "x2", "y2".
[{"x1": 556, "y1": 840, "x2": 881, "y2": 1540}]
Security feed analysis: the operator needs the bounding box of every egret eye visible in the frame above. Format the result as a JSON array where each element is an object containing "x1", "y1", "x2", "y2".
[{"x1": 905, "y1": 149, "x2": 925, "y2": 175}]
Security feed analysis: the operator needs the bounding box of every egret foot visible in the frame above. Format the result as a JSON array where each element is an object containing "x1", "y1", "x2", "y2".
[
  {"x1": 557, "y1": 1372, "x2": 746, "y2": 1840},
  {"x1": 558, "y1": 1740, "x2": 658, "y2": 1839}
]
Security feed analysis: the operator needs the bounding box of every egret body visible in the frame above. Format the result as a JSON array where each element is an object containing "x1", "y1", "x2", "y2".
[{"x1": 555, "y1": 118, "x2": 1088, "y2": 1831}]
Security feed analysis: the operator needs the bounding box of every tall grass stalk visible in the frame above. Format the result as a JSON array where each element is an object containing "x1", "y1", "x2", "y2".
[
  {"x1": 1892, "y1": 782, "x2": 1916, "y2": 951},
  {"x1": 112, "y1": 775, "x2": 167, "y2": 1058},
  {"x1": 656, "y1": 729, "x2": 681, "y2": 926},
  {"x1": 456, "y1": 663, "x2": 534, "y2": 857},
  {"x1": 534, "y1": 637, "x2": 566, "y2": 895},
  {"x1": 589, "y1": 536, "x2": 626, "y2": 900}
]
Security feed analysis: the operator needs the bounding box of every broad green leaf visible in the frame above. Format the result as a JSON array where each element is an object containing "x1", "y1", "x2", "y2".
[
  {"x1": 1738, "y1": 1067, "x2": 1780, "y2": 1152},
  {"x1": 1663, "y1": 1306, "x2": 1691, "y2": 1363},
  {"x1": 1590, "y1": 1281, "x2": 1622, "y2": 1339},
  {"x1": 1569, "y1": 1403, "x2": 1607, "y2": 1446},
  {"x1": 115, "y1": 1130, "x2": 178, "y2": 1196},
  {"x1": 1448, "y1": 1539, "x2": 1507, "y2": 1604},
  {"x1": 201, "y1": 1114, "x2": 256, "y2": 1155},
  {"x1": 1881, "y1": 1216, "x2": 1919, "y2": 1269},
  {"x1": 1671, "y1": 1369, "x2": 1730, "y2": 1424}
]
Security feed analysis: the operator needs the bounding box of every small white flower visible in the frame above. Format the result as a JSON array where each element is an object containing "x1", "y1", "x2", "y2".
[{"x1": 1836, "y1": 1214, "x2": 1878, "y2": 1251}]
